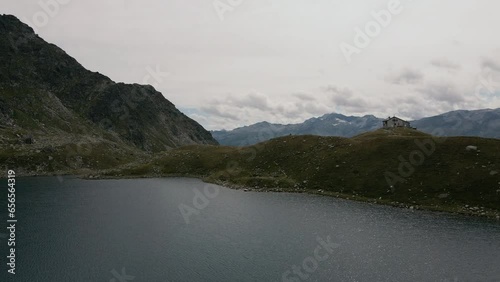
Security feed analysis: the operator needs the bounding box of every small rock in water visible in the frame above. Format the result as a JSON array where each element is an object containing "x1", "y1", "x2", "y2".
[{"x1": 490, "y1": 171, "x2": 498, "y2": 176}]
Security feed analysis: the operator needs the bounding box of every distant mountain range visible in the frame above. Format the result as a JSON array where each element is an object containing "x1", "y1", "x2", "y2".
[{"x1": 212, "y1": 109, "x2": 500, "y2": 146}]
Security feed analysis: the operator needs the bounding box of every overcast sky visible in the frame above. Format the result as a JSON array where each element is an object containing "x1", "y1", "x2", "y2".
[{"x1": 4, "y1": 0, "x2": 500, "y2": 130}]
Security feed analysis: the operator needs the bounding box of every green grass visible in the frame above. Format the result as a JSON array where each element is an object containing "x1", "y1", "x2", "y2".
[{"x1": 105, "y1": 128, "x2": 500, "y2": 216}]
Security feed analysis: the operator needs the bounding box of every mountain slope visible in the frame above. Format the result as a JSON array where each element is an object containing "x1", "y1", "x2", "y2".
[{"x1": 0, "y1": 14, "x2": 217, "y2": 152}]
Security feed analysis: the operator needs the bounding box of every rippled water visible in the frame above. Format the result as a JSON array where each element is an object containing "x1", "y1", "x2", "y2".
[{"x1": 1, "y1": 177, "x2": 499, "y2": 281}]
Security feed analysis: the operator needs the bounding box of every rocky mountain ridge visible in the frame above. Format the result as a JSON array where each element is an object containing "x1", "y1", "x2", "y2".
[{"x1": 0, "y1": 14, "x2": 217, "y2": 152}]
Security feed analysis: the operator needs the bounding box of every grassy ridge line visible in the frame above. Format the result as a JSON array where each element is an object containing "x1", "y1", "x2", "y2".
[{"x1": 106, "y1": 128, "x2": 500, "y2": 218}]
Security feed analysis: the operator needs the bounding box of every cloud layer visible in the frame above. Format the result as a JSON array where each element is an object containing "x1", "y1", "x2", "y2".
[{"x1": 3, "y1": 0, "x2": 500, "y2": 129}]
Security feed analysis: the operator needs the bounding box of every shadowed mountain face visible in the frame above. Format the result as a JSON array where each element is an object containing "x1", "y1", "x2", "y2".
[
  {"x1": 0, "y1": 14, "x2": 217, "y2": 152},
  {"x1": 213, "y1": 109, "x2": 500, "y2": 146}
]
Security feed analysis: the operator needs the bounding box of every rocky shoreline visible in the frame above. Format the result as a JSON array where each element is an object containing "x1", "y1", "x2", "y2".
[{"x1": 80, "y1": 172, "x2": 500, "y2": 221}]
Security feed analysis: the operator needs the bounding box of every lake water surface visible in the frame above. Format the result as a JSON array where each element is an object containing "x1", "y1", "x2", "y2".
[{"x1": 1, "y1": 177, "x2": 499, "y2": 281}]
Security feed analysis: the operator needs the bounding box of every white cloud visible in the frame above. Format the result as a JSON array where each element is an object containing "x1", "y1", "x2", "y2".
[
  {"x1": 482, "y1": 57, "x2": 500, "y2": 72},
  {"x1": 2, "y1": 0, "x2": 500, "y2": 129},
  {"x1": 430, "y1": 59, "x2": 461, "y2": 71},
  {"x1": 385, "y1": 68, "x2": 424, "y2": 85}
]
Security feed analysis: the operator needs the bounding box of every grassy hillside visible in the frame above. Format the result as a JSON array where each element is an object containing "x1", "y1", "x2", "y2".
[
  {"x1": 0, "y1": 126, "x2": 148, "y2": 176},
  {"x1": 108, "y1": 128, "x2": 500, "y2": 217}
]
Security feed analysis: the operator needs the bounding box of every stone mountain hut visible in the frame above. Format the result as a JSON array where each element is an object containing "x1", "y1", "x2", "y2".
[{"x1": 382, "y1": 116, "x2": 411, "y2": 128}]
